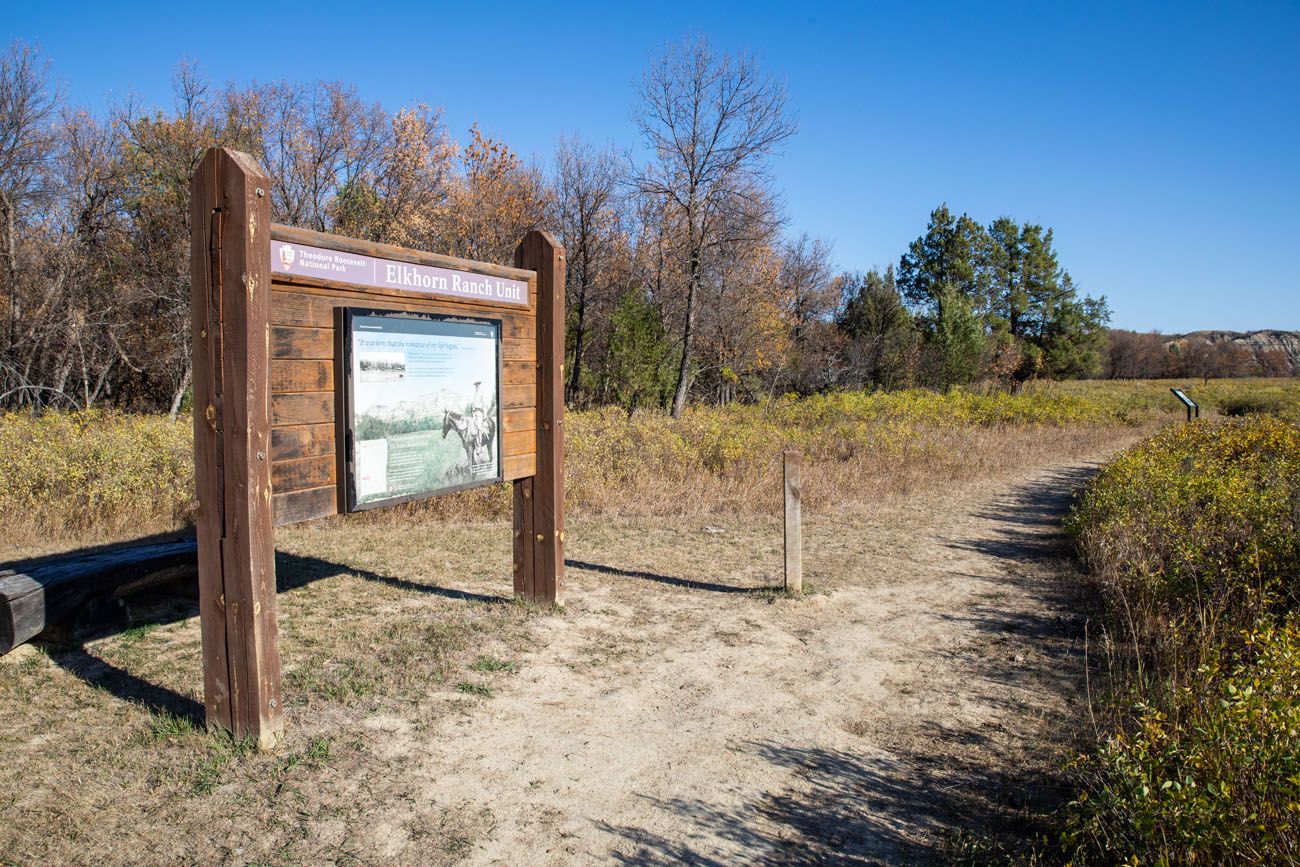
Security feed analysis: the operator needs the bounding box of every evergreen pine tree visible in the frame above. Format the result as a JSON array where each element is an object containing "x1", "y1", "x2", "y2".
[
  {"x1": 838, "y1": 266, "x2": 915, "y2": 388},
  {"x1": 985, "y1": 216, "x2": 1027, "y2": 336},
  {"x1": 928, "y1": 288, "x2": 987, "y2": 387},
  {"x1": 897, "y1": 204, "x2": 987, "y2": 326}
]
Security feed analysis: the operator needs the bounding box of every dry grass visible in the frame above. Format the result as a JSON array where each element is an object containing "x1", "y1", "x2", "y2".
[
  {"x1": 3, "y1": 381, "x2": 1297, "y2": 862},
  {"x1": 0, "y1": 521, "x2": 541, "y2": 865},
  {"x1": 0, "y1": 417, "x2": 1144, "y2": 864},
  {"x1": 0, "y1": 380, "x2": 1210, "y2": 558}
]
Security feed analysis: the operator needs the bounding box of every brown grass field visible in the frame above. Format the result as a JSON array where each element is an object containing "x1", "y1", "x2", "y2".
[{"x1": 0, "y1": 380, "x2": 1295, "y2": 864}]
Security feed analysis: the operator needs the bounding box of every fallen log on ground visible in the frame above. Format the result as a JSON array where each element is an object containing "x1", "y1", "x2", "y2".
[{"x1": 0, "y1": 537, "x2": 197, "y2": 655}]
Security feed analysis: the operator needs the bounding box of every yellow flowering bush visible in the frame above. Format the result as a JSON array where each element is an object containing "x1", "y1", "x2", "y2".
[
  {"x1": 1060, "y1": 416, "x2": 1300, "y2": 864},
  {"x1": 0, "y1": 410, "x2": 194, "y2": 540},
  {"x1": 1067, "y1": 416, "x2": 1300, "y2": 653},
  {"x1": 1050, "y1": 377, "x2": 1300, "y2": 423},
  {"x1": 4, "y1": 379, "x2": 1297, "y2": 540}
]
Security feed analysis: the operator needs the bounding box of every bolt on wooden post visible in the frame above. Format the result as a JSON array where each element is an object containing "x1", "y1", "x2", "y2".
[
  {"x1": 190, "y1": 148, "x2": 283, "y2": 748},
  {"x1": 784, "y1": 449, "x2": 802, "y2": 593}
]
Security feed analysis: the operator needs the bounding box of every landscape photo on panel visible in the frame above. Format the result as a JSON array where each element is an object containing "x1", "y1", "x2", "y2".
[{"x1": 346, "y1": 310, "x2": 501, "y2": 508}]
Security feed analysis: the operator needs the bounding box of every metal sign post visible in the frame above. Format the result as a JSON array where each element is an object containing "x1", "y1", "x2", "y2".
[{"x1": 1170, "y1": 388, "x2": 1199, "y2": 422}]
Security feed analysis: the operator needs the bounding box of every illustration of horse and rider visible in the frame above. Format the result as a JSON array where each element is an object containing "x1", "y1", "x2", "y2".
[{"x1": 442, "y1": 381, "x2": 496, "y2": 472}]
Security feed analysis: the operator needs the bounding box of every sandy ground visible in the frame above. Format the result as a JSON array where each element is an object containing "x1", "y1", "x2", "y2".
[
  {"x1": 372, "y1": 459, "x2": 1104, "y2": 865},
  {"x1": 0, "y1": 450, "x2": 1114, "y2": 865}
]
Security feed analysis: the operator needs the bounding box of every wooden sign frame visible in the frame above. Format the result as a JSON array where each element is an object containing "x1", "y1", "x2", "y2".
[{"x1": 190, "y1": 147, "x2": 565, "y2": 747}]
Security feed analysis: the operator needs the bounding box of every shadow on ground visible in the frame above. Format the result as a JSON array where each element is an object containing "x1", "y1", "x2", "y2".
[
  {"x1": 937, "y1": 463, "x2": 1103, "y2": 698},
  {"x1": 600, "y1": 734, "x2": 1067, "y2": 865},
  {"x1": 24, "y1": 463, "x2": 1102, "y2": 863},
  {"x1": 35, "y1": 548, "x2": 511, "y2": 725},
  {"x1": 49, "y1": 644, "x2": 207, "y2": 725},
  {"x1": 949, "y1": 463, "x2": 1097, "y2": 560},
  {"x1": 597, "y1": 465, "x2": 1103, "y2": 865},
  {"x1": 566, "y1": 559, "x2": 779, "y2": 595},
  {"x1": 32, "y1": 547, "x2": 766, "y2": 723}
]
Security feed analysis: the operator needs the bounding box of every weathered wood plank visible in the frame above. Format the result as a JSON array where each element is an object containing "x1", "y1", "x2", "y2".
[
  {"x1": 503, "y1": 429, "x2": 534, "y2": 457},
  {"x1": 271, "y1": 359, "x2": 333, "y2": 393},
  {"x1": 784, "y1": 450, "x2": 803, "y2": 594},
  {"x1": 502, "y1": 360, "x2": 536, "y2": 387},
  {"x1": 502, "y1": 383, "x2": 536, "y2": 410},
  {"x1": 270, "y1": 290, "x2": 330, "y2": 327},
  {"x1": 270, "y1": 286, "x2": 535, "y2": 339},
  {"x1": 503, "y1": 452, "x2": 536, "y2": 482},
  {"x1": 502, "y1": 337, "x2": 537, "y2": 362},
  {"x1": 272, "y1": 392, "x2": 334, "y2": 426},
  {"x1": 512, "y1": 477, "x2": 534, "y2": 598},
  {"x1": 0, "y1": 540, "x2": 198, "y2": 655},
  {"x1": 219, "y1": 149, "x2": 282, "y2": 748},
  {"x1": 502, "y1": 408, "x2": 536, "y2": 433},
  {"x1": 271, "y1": 455, "x2": 335, "y2": 492},
  {"x1": 0, "y1": 575, "x2": 41, "y2": 654},
  {"x1": 271, "y1": 325, "x2": 333, "y2": 359},
  {"x1": 270, "y1": 424, "x2": 335, "y2": 462},
  {"x1": 191, "y1": 147, "x2": 283, "y2": 748},
  {"x1": 272, "y1": 485, "x2": 337, "y2": 526},
  {"x1": 189, "y1": 142, "x2": 227, "y2": 731}
]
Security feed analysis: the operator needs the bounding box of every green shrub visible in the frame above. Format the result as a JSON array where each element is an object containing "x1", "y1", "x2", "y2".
[
  {"x1": 1066, "y1": 417, "x2": 1300, "y2": 662},
  {"x1": 1220, "y1": 394, "x2": 1287, "y2": 418},
  {"x1": 1060, "y1": 416, "x2": 1300, "y2": 864},
  {"x1": 1064, "y1": 620, "x2": 1300, "y2": 865}
]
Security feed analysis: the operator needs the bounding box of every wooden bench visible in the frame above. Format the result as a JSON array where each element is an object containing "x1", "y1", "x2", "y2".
[{"x1": 0, "y1": 537, "x2": 197, "y2": 655}]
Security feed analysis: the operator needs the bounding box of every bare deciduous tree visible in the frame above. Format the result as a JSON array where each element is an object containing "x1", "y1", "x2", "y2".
[
  {"x1": 776, "y1": 233, "x2": 836, "y2": 391},
  {"x1": 0, "y1": 41, "x2": 62, "y2": 402},
  {"x1": 249, "y1": 79, "x2": 390, "y2": 231},
  {"x1": 553, "y1": 135, "x2": 626, "y2": 404},
  {"x1": 633, "y1": 36, "x2": 796, "y2": 417}
]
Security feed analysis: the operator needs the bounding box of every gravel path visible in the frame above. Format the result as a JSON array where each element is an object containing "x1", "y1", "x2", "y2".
[{"x1": 392, "y1": 459, "x2": 1106, "y2": 865}]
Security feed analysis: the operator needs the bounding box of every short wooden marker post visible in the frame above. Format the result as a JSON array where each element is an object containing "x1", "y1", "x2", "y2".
[{"x1": 784, "y1": 449, "x2": 802, "y2": 593}]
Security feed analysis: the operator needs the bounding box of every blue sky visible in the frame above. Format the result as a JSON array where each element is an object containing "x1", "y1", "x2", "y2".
[{"x1": 5, "y1": 1, "x2": 1298, "y2": 332}]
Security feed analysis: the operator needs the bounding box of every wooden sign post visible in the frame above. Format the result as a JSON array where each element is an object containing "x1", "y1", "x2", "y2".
[
  {"x1": 189, "y1": 147, "x2": 566, "y2": 747},
  {"x1": 190, "y1": 149, "x2": 282, "y2": 747},
  {"x1": 513, "y1": 234, "x2": 565, "y2": 603}
]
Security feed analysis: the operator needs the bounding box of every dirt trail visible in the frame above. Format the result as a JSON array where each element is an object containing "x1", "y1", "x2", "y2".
[{"x1": 381, "y1": 459, "x2": 1104, "y2": 865}]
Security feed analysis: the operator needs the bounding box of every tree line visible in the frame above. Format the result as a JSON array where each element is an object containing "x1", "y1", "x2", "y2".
[
  {"x1": 0, "y1": 36, "x2": 1196, "y2": 419},
  {"x1": 1104, "y1": 330, "x2": 1294, "y2": 381}
]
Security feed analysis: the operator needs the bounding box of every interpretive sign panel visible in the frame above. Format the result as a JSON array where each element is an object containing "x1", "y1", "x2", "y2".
[
  {"x1": 342, "y1": 309, "x2": 503, "y2": 511},
  {"x1": 273, "y1": 239, "x2": 529, "y2": 307},
  {"x1": 1170, "y1": 387, "x2": 1199, "y2": 421}
]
